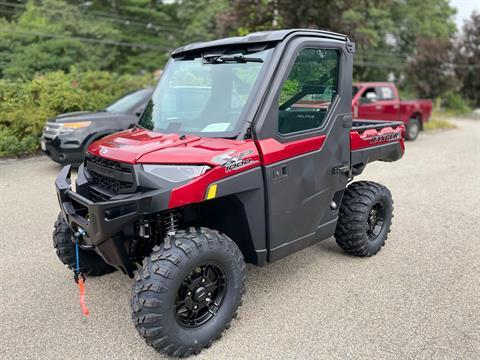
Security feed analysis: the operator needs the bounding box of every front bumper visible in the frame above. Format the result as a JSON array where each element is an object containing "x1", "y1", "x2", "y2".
[
  {"x1": 42, "y1": 136, "x2": 85, "y2": 165},
  {"x1": 55, "y1": 165, "x2": 171, "y2": 274}
]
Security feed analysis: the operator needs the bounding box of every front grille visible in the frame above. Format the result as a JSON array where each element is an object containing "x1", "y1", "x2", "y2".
[
  {"x1": 87, "y1": 155, "x2": 133, "y2": 173},
  {"x1": 90, "y1": 172, "x2": 133, "y2": 192},
  {"x1": 85, "y1": 155, "x2": 136, "y2": 195}
]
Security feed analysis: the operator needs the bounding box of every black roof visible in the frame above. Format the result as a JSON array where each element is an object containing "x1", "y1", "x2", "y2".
[{"x1": 172, "y1": 29, "x2": 350, "y2": 57}]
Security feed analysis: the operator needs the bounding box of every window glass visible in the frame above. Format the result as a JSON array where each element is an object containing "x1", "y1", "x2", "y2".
[
  {"x1": 361, "y1": 87, "x2": 377, "y2": 100},
  {"x1": 377, "y1": 86, "x2": 394, "y2": 100},
  {"x1": 278, "y1": 48, "x2": 339, "y2": 134},
  {"x1": 106, "y1": 89, "x2": 151, "y2": 113},
  {"x1": 139, "y1": 47, "x2": 272, "y2": 136}
]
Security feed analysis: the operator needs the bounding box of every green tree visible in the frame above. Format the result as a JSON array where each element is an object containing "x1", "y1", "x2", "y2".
[
  {"x1": 0, "y1": 0, "x2": 180, "y2": 79},
  {"x1": 0, "y1": 0, "x2": 461, "y2": 98},
  {"x1": 406, "y1": 37, "x2": 455, "y2": 98},
  {"x1": 454, "y1": 11, "x2": 480, "y2": 107},
  {"x1": 214, "y1": 0, "x2": 457, "y2": 96},
  {"x1": 390, "y1": 0, "x2": 456, "y2": 55},
  {"x1": 176, "y1": 0, "x2": 228, "y2": 42},
  {"x1": 217, "y1": 0, "x2": 274, "y2": 36},
  {"x1": 78, "y1": 0, "x2": 180, "y2": 73},
  {"x1": 0, "y1": 0, "x2": 121, "y2": 79},
  {"x1": 0, "y1": 1, "x2": 26, "y2": 21}
]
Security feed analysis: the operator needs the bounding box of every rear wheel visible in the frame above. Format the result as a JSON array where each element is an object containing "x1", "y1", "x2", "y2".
[
  {"x1": 335, "y1": 181, "x2": 393, "y2": 256},
  {"x1": 131, "y1": 227, "x2": 246, "y2": 357},
  {"x1": 405, "y1": 116, "x2": 421, "y2": 140},
  {"x1": 53, "y1": 213, "x2": 116, "y2": 276}
]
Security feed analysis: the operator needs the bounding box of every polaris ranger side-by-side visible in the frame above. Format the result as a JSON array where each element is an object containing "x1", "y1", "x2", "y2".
[{"x1": 54, "y1": 29, "x2": 405, "y2": 357}]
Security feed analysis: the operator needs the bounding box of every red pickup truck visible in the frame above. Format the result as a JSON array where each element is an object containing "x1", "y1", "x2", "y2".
[{"x1": 352, "y1": 82, "x2": 432, "y2": 140}]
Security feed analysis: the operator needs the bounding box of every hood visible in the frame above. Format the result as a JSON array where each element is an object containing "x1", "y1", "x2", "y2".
[
  {"x1": 53, "y1": 111, "x2": 131, "y2": 123},
  {"x1": 87, "y1": 128, "x2": 259, "y2": 165}
]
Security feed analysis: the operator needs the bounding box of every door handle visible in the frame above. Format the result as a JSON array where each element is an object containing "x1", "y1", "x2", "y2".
[
  {"x1": 273, "y1": 165, "x2": 288, "y2": 180},
  {"x1": 376, "y1": 105, "x2": 383, "y2": 110}
]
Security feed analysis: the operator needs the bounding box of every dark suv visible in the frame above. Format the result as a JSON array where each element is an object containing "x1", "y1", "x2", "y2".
[{"x1": 41, "y1": 88, "x2": 153, "y2": 166}]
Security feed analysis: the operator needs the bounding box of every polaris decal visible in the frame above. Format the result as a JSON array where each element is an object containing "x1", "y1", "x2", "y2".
[
  {"x1": 211, "y1": 149, "x2": 257, "y2": 172},
  {"x1": 368, "y1": 132, "x2": 401, "y2": 144}
]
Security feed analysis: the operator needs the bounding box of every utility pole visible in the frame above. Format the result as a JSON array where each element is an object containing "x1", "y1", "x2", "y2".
[{"x1": 272, "y1": 0, "x2": 279, "y2": 28}]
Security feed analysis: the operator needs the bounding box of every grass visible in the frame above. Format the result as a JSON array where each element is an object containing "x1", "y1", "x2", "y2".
[
  {"x1": 432, "y1": 106, "x2": 479, "y2": 120},
  {"x1": 424, "y1": 116, "x2": 457, "y2": 131}
]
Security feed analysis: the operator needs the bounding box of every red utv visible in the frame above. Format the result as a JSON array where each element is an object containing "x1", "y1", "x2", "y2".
[{"x1": 53, "y1": 29, "x2": 405, "y2": 357}]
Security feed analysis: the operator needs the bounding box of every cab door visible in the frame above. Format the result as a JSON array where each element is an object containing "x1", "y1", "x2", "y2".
[
  {"x1": 253, "y1": 37, "x2": 353, "y2": 262},
  {"x1": 375, "y1": 85, "x2": 399, "y2": 121},
  {"x1": 357, "y1": 87, "x2": 383, "y2": 119}
]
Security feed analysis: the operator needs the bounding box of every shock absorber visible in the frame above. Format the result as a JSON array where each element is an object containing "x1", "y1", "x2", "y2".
[
  {"x1": 139, "y1": 218, "x2": 151, "y2": 239},
  {"x1": 162, "y1": 210, "x2": 180, "y2": 236}
]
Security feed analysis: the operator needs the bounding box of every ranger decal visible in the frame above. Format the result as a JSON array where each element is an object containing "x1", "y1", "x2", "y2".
[{"x1": 368, "y1": 132, "x2": 401, "y2": 144}]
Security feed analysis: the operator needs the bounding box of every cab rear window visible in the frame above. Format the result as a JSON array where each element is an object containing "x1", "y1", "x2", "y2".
[{"x1": 378, "y1": 86, "x2": 394, "y2": 100}]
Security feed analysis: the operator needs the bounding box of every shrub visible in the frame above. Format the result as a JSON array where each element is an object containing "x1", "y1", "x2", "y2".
[
  {"x1": 0, "y1": 131, "x2": 39, "y2": 157},
  {"x1": 0, "y1": 69, "x2": 154, "y2": 157},
  {"x1": 442, "y1": 92, "x2": 471, "y2": 114}
]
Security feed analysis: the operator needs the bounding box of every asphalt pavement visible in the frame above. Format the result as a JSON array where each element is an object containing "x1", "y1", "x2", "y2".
[{"x1": 1, "y1": 118, "x2": 479, "y2": 359}]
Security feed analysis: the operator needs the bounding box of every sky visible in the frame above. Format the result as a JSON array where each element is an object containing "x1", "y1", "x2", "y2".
[{"x1": 450, "y1": 0, "x2": 479, "y2": 31}]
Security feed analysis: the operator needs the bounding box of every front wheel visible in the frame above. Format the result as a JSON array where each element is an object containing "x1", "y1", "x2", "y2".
[
  {"x1": 335, "y1": 181, "x2": 393, "y2": 257},
  {"x1": 131, "y1": 228, "x2": 246, "y2": 357}
]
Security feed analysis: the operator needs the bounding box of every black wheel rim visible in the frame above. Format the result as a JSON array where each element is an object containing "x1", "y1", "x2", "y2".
[
  {"x1": 367, "y1": 202, "x2": 386, "y2": 241},
  {"x1": 175, "y1": 264, "x2": 226, "y2": 328}
]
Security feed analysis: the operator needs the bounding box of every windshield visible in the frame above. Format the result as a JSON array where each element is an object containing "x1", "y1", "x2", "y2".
[
  {"x1": 106, "y1": 89, "x2": 151, "y2": 113},
  {"x1": 139, "y1": 47, "x2": 273, "y2": 137}
]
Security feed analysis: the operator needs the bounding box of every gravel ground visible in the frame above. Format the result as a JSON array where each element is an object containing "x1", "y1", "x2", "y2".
[{"x1": 1, "y1": 118, "x2": 479, "y2": 360}]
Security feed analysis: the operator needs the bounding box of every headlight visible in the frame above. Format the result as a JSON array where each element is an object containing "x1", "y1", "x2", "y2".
[
  {"x1": 59, "y1": 121, "x2": 92, "y2": 134},
  {"x1": 143, "y1": 164, "x2": 211, "y2": 183}
]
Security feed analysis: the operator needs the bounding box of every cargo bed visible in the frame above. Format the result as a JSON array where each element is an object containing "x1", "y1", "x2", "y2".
[{"x1": 349, "y1": 119, "x2": 405, "y2": 175}]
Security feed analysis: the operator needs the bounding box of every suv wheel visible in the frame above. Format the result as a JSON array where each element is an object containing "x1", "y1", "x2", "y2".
[
  {"x1": 131, "y1": 227, "x2": 246, "y2": 358},
  {"x1": 53, "y1": 213, "x2": 116, "y2": 276},
  {"x1": 405, "y1": 116, "x2": 421, "y2": 140},
  {"x1": 334, "y1": 181, "x2": 393, "y2": 256}
]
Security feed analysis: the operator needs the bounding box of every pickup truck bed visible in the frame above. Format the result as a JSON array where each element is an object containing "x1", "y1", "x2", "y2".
[
  {"x1": 399, "y1": 99, "x2": 432, "y2": 124},
  {"x1": 350, "y1": 119, "x2": 405, "y2": 175}
]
